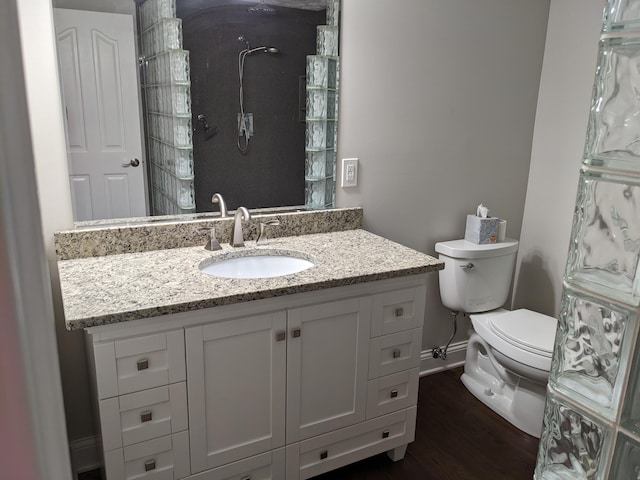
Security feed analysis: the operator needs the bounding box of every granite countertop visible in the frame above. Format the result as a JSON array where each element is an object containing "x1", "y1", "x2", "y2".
[{"x1": 59, "y1": 229, "x2": 443, "y2": 330}]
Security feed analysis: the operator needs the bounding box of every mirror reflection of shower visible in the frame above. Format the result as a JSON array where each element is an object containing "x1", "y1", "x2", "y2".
[{"x1": 237, "y1": 35, "x2": 280, "y2": 154}]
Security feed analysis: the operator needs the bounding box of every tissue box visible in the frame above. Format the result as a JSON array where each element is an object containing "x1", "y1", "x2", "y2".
[{"x1": 465, "y1": 215, "x2": 499, "y2": 244}]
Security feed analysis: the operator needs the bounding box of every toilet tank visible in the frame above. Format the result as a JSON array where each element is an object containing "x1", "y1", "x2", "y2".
[{"x1": 435, "y1": 239, "x2": 519, "y2": 313}]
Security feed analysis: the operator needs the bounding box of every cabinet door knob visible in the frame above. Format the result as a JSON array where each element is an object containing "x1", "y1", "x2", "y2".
[
  {"x1": 320, "y1": 450, "x2": 328, "y2": 460},
  {"x1": 392, "y1": 349, "x2": 401, "y2": 359},
  {"x1": 144, "y1": 459, "x2": 156, "y2": 471},
  {"x1": 137, "y1": 358, "x2": 149, "y2": 371},
  {"x1": 140, "y1": 410, "x2": 153, "y2": 423},
  {"x1": 390, "y1": 389, "x2": 399, "y2": 398},
  {"x1": 275, "y1": 331, "x2": 286, "y2": 342},
  {"x1": 382, "y1": 430, "x2": 390, "y2": 439},
  {"x1": 292, "y1": 327, "x2": 301, "y2": 338},
  {"x1": 395, "y1": 307, "x2": 404, "y2": 317}
]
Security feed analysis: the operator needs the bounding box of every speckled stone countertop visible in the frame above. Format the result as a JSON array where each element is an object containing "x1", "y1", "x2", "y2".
[
  {"x1": 55, "y1": 207, "x2": 363, "y2": 260},
  {"x1": 59, "y1": 229, "x2": 443, "y2": 330}
]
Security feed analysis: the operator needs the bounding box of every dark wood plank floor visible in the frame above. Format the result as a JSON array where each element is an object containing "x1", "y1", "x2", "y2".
[
  {"x1": 316, "y1": 367, "x2": 540, "y2": 480},
  {"x1": 79, "y1": 367, "x2": 539, "y2": 480}
]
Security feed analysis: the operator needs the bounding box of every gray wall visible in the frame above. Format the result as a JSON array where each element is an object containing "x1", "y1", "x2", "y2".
[
  {"x1": 336, "y1": 0, "x2": 550, "y2": 350},
  {"x1": 512, "y1": 0, "x2": 603, "y2": 316}
]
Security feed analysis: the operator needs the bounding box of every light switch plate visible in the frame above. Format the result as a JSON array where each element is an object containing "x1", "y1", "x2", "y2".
[{"x1": 341, "y1": 158, "x2": 358, "y2": 187}]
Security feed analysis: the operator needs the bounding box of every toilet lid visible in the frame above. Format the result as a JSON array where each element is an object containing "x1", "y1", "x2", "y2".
[{"x1": 488, "y1": 309, "x2": 557, "y2": 357}]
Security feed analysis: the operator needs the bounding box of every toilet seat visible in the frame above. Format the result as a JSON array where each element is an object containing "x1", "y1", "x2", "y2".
[
  {"x1": 489, "y1": 309, "x2": 556, "y2": 356},
  {"x1": 469, "y1": 309, "x2": 557, "y2": 372}
]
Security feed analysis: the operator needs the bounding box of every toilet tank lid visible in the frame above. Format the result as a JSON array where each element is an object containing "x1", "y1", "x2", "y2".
[{"x1": 435, "y1": 238, "x2": 519, "y2": 259}]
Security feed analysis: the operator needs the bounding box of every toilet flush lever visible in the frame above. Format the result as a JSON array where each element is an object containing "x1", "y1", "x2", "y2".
[{"x1": 460, "y1": 262, "x2": 475, "y2": 271}]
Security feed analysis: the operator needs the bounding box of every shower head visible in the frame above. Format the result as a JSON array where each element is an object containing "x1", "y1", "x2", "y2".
[
  {"x1": 238, "y1": 36, "x2": 278, "y2": 55},
  {"x1": 246, "y1": 46, "x2": 279, "y2": 55}
]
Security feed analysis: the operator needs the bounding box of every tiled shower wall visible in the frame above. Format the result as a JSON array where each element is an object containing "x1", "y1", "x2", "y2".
[{"x1": 535, "y1": 1, "x2": 640, "y2": 478}]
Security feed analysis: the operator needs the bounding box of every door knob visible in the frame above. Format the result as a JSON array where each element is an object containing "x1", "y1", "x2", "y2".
[{"x1": 122, "y1": 158, "x2": 140, "y2": 167}]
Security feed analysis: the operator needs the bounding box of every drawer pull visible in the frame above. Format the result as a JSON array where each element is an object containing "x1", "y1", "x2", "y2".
[
  {"x1": 390, "y1": 389, "x2": 399, "y2": 398},
  {"x1": 382, "y1": 430, "x2": 390, "y2": 439},
  {"x1": 395, "y1": 307, "x2": 404, "y2": 317},
  {"x1": 392, "y1": 349, "x2": 401, "y2": 359},
  {"x1": 144, "y1": 459, "x2": 156, "y2": 471},
  {"x1": 136, "y1": 358, "x2": 149, "y2": 371},
  {"x1": 292, "y1": 327, "x2": 301, "y2": 338},
  {"x1": 320, "y1": 450, "x2": 328, "y2": 460},
  {"x1": 140, "y1": 410, "x2": 153, "y2": 423},
  {"x1": 275, "y1": 331, "x2": 286, "y2": 342},
  {"x1": 241, "y1": 476, "x2": 252, "y2": 480}
]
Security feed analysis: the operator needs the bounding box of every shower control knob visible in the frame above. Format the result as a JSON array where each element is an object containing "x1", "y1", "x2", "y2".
[{"x1": 122, "y1": 158, "x2": 140, "y2": 168}]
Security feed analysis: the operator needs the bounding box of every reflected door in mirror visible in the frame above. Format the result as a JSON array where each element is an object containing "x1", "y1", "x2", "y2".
[{"x1": 54, "y1": 9, "x2": 147, "y2": 221}]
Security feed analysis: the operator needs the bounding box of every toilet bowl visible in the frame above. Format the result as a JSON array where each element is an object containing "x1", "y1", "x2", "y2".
[
  {"x1": 461, "y1": 308, "x2": 556, "y2": 437},
  {"x1": 434, "y1": 239, "x2": 558, "y2": 438}
]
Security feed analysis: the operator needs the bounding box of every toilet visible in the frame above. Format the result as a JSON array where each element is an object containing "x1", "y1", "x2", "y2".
[{"x1": 434, "y1": 238, "x2": 557, "y2": 438}]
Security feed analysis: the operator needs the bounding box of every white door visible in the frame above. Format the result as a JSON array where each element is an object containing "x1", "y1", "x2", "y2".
[
  {"x1": 286, "y1": 297, "x2": 371, "y2": 443},
  {"x1": 54, "y1": 9, "x2": 147, "y2": 221},
  {"x1": 186, "y1": 312, "x2": 287, "y2": 474}
]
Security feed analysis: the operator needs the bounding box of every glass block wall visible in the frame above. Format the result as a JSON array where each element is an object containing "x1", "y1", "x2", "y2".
[
  {"x1": 139, "y1": 0, "x2": 195, "y2": 215},
  {"x1": 304, "y1": 0, "x2": 340, "y2": 209},
  {"x1": 535, "y1": 1, "x2": 640, "y2": 478}
]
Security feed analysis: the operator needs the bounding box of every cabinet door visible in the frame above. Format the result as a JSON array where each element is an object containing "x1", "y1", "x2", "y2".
[
  {"x1": 287, "y1": 297, "x2": 371, "y2": 443},
  {"x1": 186, "y1": 312, "x2": 287, "y2": 474}
]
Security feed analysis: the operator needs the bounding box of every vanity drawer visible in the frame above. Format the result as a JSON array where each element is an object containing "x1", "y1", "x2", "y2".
[
  {"x1": 94, "y1": 330, "x2": 186, "y2": 399},
  {"x1": 371, "y1": 286, "x2": 426, "y2": 337},
  {"x1": 100, "y1": 382, "x2": 188, "y2": 451},
  {"x1": 104, "y1": 431, "x2": 190, "y2": 480},
  {"x1": 366, "y1": 368, "x2": 419, "y2": 419},
  {"x1": 287, "y1": 407, "x2": 416, "y2": 480},
  {"x1": 185, "y1": 448, "x2": 285, "y2": 480},
  {"x1": 368, "y1": 328, "x2": 422, "y2": 379}
]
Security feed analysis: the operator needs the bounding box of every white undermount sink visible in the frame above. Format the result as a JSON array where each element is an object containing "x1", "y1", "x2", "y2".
[{"x1": 199, "y1": 251, "x2": 314, "y2": 279}]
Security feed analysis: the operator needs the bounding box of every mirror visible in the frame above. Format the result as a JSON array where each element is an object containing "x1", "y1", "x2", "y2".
[{"x1": 53, "y1": 0, "x2": 339, "y2": 226}]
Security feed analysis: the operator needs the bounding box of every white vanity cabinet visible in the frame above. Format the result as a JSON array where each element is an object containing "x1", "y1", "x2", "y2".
[
  {"x1": 285, "y1": 297, "x2": 371, "y2": 443},
  {"x1": 186, "y1": 296, "x2": 371, "y2": 476},
  {"x1": 85, "y1": 277, "x2": 427, "y2": 480},
  {"x1": 91, "y1": 330, "x2": 191, "y2": 479},
  {"x1": 185, "y1": 311, "x2": 288, "y2": 473}
]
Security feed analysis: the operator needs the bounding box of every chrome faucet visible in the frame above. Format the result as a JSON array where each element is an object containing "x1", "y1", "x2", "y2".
[
  {"x1": 231, "y1": 207, "x2": 251, "y2": 247},
  {"x1": 211, "y1": 193, "x2": 228, "y2": 217}
]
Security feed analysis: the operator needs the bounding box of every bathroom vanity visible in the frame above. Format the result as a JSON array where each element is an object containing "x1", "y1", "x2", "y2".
[{"x1": 57, "y1": 213, "x2": 442, "y2": 480}]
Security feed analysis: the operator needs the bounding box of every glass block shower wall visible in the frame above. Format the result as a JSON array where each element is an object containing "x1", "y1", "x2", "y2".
[
  {"x1": 139, "y1": 0, "x2": 195, "y2": 215},
  {"x1": 304, "y1": 0, "x2": 340, "y2": 210},
  {"x1": 535, "y1": 1, "x2": 640, "y2": 478}
]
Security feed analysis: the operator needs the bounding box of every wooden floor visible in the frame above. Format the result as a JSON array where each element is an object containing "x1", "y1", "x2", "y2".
[
  {"x1": 316, "y1": 367, "x2": 540, "y2": 480},
  {"x1": 80, "y1": 367, "x2": 540, "y2": 480}
]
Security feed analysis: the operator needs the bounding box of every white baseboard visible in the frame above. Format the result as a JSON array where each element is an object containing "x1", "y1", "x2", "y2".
[
  {"x1": 419, "y1": 340, "x2": 467, "y2": 376},
  {"x1": 69, "y1": 435, "x2": 101, "y2": 478}
]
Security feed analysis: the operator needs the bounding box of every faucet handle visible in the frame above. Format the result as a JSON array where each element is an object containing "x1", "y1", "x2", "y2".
[
  {"x1": 257, "y1": 219, "x2": 281, "y2": 246},
  {"x1": 199, "y1": 227, "x2": 222, "y2": 251}
]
